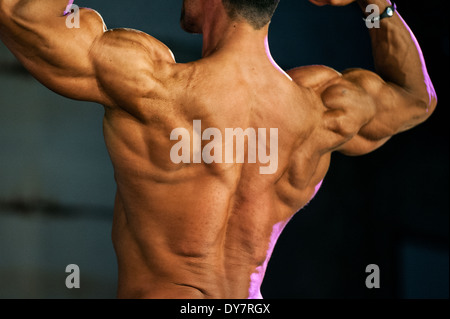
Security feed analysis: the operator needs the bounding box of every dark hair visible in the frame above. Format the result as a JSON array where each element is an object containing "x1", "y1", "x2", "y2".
[{"x1": 222, "y1": 0, "x2": 280, "y2": 30}]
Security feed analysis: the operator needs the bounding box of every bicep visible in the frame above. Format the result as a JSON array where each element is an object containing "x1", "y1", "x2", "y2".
[
  {"x1": 334, "y1": 68, "x2": 431, "y2": 155},
  {"x1": 289, "y1": 65, "x2": 432, "y2": 156},
  {"x1": 289, "y1": 66, "x2": 430, "y2": 156}
]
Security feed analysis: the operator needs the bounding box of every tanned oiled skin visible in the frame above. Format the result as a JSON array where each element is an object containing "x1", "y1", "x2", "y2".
[{"x1": 0, "y1": 0, "x2": 437, "y2": 298}]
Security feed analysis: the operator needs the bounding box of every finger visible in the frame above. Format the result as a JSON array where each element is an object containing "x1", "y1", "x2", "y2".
[{"x1": 308, "y1": 0, "x2": 328, "y2": 6}]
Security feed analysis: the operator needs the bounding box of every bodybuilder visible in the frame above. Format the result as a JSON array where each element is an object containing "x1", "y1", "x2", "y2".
[{"x1": 0, "y1": 0, "x2": 437, "y2": 298}]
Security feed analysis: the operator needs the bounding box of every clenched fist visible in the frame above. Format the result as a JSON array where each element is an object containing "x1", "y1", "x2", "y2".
[{"x1": 308, "y1": 0, "x2": 357, "y2": 6}]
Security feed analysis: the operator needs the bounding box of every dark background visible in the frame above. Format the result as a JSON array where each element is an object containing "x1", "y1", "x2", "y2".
[{"x1": 0, "y1": 0, "x2": 448, "y2": 298}]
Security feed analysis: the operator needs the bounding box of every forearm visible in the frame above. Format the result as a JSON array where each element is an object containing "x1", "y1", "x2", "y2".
[
  {"x1": 0, "y1": 0, "x2": 63, "y2": 58},
  {"x1": 0, "y1": 1, "x2": 17, "y2": 29},
  {"x1": 0, "y1": 0, "x2": 69, "y2": 18},
  {"x1": 0, "y1": 0, "x2": 107, "y2": 102},
  {"x1": 357, "y1": 0, "x2": 437, "y2": 109}
]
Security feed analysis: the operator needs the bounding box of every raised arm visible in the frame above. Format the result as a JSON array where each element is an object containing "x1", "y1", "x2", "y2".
[
  {"x1": 289, "y1": 0, "x2": 437, "y2": 156},
  {"x1": 0, "y1": 0, "x2": 174, "y2": 107},
  {"x1": 0, "y1": 0, "x2": 109, "y2": 103}
]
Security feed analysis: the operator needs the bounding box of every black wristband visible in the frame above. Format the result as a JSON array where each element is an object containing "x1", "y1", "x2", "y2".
[
  {"x1": 363, "y1": 3, "x2": 397, "y2": 24},
  {"x1": 379, "y1": 3, "x2": 397, "y2": 20}
]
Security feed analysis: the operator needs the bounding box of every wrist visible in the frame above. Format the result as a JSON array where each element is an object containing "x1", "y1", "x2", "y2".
[
  {"x1": 0, "y1": 0, "x2": 14, "y2": 17},
  {"x1": 357, "y1": 0, "x2": 392, "y2": 12}
]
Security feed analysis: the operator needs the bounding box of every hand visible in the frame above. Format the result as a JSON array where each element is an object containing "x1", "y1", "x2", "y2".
[{"x1": 308, "y1": 0, "x2": 356, "y2": 6}]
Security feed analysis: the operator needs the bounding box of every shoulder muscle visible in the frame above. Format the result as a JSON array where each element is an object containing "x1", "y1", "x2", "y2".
[
  {"x1": 288, "y1": 66, "x2": 380, "y2": 153},
  {"x1": 287, "y1": 65, "x2": 342, "y2": 92},
  {"x1": 91, "y1": 28, "x2": 175, "y2": 108}
]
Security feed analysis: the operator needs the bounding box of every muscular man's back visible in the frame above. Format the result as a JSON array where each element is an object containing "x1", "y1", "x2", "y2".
[
  {"x1": 106, "y1": 50, "x2": 329, "y2": 298},
  {"x1": 0, "y1": 0, "x2": 436, "y2": 300}
]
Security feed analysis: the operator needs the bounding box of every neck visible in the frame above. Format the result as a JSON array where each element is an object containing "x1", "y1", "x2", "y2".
[
  {"x1": 200, "y1": 6, "x2": 270, "y2": 60},
  {"x1": 202, "y1": 21, "x2": 287, "y2": 77},
  {"x1": 203, "y1": 23, "x2": 269, "y2": 58}
]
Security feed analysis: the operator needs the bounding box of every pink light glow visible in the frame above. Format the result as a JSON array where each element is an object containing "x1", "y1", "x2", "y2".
[
  {"x1": 247, "y1": 179, "x2": 324, "y2": 299},
  {"x1": 248, "y1": 221, "x2": 289, "y2": 299},
  {"x1": 264, "y1": 36, "x2": 292, "y2": 81},
  {"x1": 313, "y1": 179, "x2": 324, "y2": 199},
  {"x1": 64, "y1": 0, "x2": 75, "y2": 15},
  {"x1": 397, "y1": 12, "x2": 437, "y2": 113}
]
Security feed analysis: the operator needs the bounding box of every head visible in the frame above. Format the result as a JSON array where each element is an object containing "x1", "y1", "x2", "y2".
[{"x1": 181, "y1": 0, "x2": 280, "y2": 33}]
